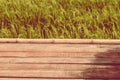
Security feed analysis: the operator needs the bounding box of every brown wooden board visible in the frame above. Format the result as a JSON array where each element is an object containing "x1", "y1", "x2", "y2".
[
  {"x1": 0, "y1": 70, "x2": 119, "y2": 79},
  {"x1": 0, "y1": 42, "x2": 119, "y2": 79},
  {"x1": 0, "y1": 44, "x2": 120, "y2": 52},
  {"x1": 0, "y1": 51, "x2": 119, "y2": 58},
  {"x1": 0, "y1": 78, "x2": 104, "y2": 80},
  {"x1": 0, "y1": 39, "x2": 120, "y2": 44},
  {"x1": 0, "y1": 63, "x2": 118, "y2": 70},
  {"x1": 0, "y1": 58, "x2": 119, "y2": 64}
]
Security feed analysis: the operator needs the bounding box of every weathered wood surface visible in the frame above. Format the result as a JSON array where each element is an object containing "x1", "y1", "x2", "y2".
[
  {"x1": 0, "y1": 79, "x2": 100, "y2": 80},
  {"x1": 0, "y1": 39, "x2": 120, "y2": 79},
  {"x1": 0, "y1": 39, "x2": 120, "y2": 44},
  {"x1": 0, "y1": 58, "x2": 120, "y2": 64}
]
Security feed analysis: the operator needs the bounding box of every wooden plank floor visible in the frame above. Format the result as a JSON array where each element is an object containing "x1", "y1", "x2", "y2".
[{"x1": 0, "y1": 39, "x2": 120, "y2": 80}]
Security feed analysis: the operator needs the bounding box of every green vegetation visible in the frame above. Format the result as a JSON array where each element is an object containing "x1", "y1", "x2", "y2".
[{"x1": 0, "y1": 0, "x2": 120, "y2": 39}]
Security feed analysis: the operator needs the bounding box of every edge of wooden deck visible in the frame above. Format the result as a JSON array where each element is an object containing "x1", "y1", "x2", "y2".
[{"x1": 0, "y1": 38, "x2": 119, "y2": 44}]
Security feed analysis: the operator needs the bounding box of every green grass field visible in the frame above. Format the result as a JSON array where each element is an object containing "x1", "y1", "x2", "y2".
[{"x1": 0, "y1": 0, "x2": 120, "y2": 39}]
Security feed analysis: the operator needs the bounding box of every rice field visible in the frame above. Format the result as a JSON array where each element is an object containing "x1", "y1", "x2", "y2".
[{"x1": 0, "y1": 0, "x2": 120, "y2": 39}]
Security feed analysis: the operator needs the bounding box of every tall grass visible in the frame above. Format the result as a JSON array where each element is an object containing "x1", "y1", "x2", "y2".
[{"x1": 0, "y1": 0, "x2": 120, "y2": 39}]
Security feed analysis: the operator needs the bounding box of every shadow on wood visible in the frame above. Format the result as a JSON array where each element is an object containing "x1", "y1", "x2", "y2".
[{"x1": 80, "y1": 48, "x2": 120, "y2": 79}]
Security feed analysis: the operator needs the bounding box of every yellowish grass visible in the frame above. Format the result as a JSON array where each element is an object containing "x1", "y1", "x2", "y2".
[{"x1": 0, "y1": 0, "x2": 120, "y2": 39}]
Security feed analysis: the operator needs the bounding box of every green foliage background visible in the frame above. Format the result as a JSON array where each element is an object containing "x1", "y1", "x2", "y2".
[{"x1": 0, "y1": 0, "x2": 120, "y2": 39}]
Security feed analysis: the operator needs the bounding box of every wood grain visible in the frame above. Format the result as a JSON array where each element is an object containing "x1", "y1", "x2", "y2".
[
  {"x1": 0, "y1": 39, "x2": 120, "y2": 44},
  {"x1": 0, "y1": 41, "x2": 119, "y2": 79},
  {"x1": 0, "y1": 51, "x2": 119, "y2": 58},
  {"x1": 0, "y1": 43, "x2": 120, "y2": 52},
  {"x1": 0, "y1": 79, "x2": 82, "y2": 80},
  {"x1": 0, "y1": 70, "x2": 119, "y2": 79},
  {"x1": 0, "y1": 58, "x2": 119, "y2": 64},
  {"x1": 0, "y1": 63, "x2": 118, "y2": 70}
]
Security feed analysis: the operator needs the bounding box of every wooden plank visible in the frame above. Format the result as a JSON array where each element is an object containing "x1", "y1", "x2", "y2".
[
  {"x1": 0, "y1": 52, "x2": 99, "y2": 58},
  {"x1": 1, "y1": 79, "x2": 96, "y2": 80},
  {"x1": 17, "y1": 39, "x2": 92, "y2": 44},
  {"x1": 53, "y1": 39, "x2": 120, "y2": 44},
  {"x1": 0, "y1": 43, "x2": 120, "y2": 52},
  {"x1": 0, "y1": 63, "x2": 119, "y2": 70},
  {"x1": 0, "y1": 39, "x2": 17, "y2": 43},
  {"x1": 0, "y1": 51, "x2": 119, "y2": 58},
  {"x1": 0, "y1": 39, "x2": 120, "y2": 44},
  {"x1": 0, "y1": 40, "x2": 119, "y2": 79},
  {"x1": 92, "y1": 39, "x2": 120, "y2": 44},
  {"x1": 0, "y1": 58, "x2": 119, "y2": 64},
  {"x1": 0, "y1": 70, "x2": 119, "y2": 79},
  {"x1": 8, "y1": 79, "x2": 116, "y2": 80}
]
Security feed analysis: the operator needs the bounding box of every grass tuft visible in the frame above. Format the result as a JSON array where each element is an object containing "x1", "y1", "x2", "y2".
[{"x1": 0, "y1": 0, "x2": 120, "y2": 39}]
